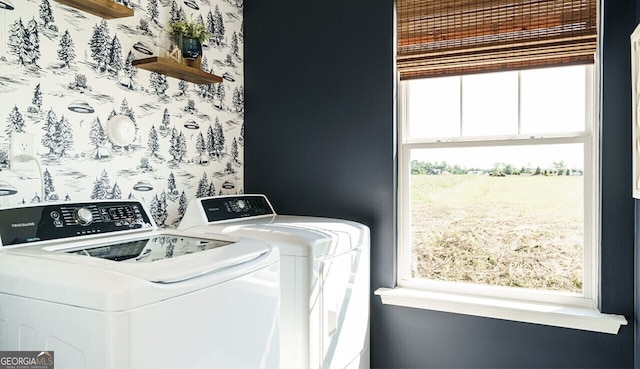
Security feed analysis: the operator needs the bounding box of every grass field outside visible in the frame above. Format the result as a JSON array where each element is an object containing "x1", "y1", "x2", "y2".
[{"x1": 410, "y1": 174, "x2": 583, "y2": 293}]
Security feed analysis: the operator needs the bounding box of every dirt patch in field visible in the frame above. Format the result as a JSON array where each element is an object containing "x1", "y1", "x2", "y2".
[{"x1": 410, "y1": 175, "x2": 583, "y2": 293}]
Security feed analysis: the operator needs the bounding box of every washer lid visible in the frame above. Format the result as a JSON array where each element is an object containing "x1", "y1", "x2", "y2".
[
  {"x1": 4, "y1": 230, "x2": 269, "y2": 283},
  {"x1": 0, "y1": 231, "x2": 277, "y2": 311}
]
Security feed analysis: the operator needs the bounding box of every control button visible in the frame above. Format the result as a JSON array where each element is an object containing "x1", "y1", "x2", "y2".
[
  {"x1": 236, "y1": 200, "x2": 246, "y2": 209},
  {"x1": 74, "y1": 207, "x2": 94, "y2": 226},
  {"x1": 50, "y1": 211, "x2": 60, "y2": 219}
]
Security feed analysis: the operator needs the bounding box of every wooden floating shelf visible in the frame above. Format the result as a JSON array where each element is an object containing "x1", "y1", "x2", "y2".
[
  {"x1": 132, "y1": 57, "x2": 223, "y2": 85},
  {"x1": 54, "y1": 0, "x2": 134, "y2": 19}
]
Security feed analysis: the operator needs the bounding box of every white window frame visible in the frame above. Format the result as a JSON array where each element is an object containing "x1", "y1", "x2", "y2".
[{"x1": 375, "y1": 65, "x2": 628, "y2": 334}]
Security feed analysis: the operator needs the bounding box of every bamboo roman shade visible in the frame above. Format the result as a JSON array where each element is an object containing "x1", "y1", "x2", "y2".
[{"x1": 397, "y1": 0, "x2": 598, "y2": 80}]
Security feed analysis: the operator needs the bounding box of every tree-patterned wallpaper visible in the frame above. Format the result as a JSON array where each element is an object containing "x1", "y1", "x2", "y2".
[{"x1": 0, "y1": 0, "x2": 244, "y2": 227}]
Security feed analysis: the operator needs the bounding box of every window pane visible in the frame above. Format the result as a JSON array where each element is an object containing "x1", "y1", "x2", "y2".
[
  {"x1": 407, "y1": 76, "x2": 460, "y2": 139},
  {"x1": 521, "y1": 66, "x2": 586, "y2": 134},
  {"x1": 462, "y1": 71, "x2": 518, "y2": 136},
  {"x1": 409, "y1": 144, "x2": 584, "y2": 293}
]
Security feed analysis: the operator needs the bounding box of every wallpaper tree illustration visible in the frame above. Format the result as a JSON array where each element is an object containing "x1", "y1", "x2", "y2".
[
  {"x1": 208, "y1": 6, "x2": 225, "y2": 46},
  {"x1": 196, "y1": 14, "x2": 205, "y2": 30},
  {"x1": 57, "y1": 30, "x2": 75, "y2": 68},
  {"x1": 90, "y1": 117, "x2": 107, "y2": 147},
  {"x1": 147, "y1": 0, "x2": 160, "y2": 26},
  {"x1": 55, "y1": 115, "x2": 73, "y2": 158},
  {"x1": 199, "y1": 80, "x2": 214, "y2": 100},
  {"x1": 9, "y1": 18, "x2": 41, "y2": 67},
  {"x1": 231, "y1": 32, "x2": 239, "y2": 56},
  {"x1": 167, "y1": 172, "x2": 176, "y2": 193},
  {"x1": 196, "y1": 132, "x2": 206, "y2": 158},
  {"x1": 175, "y1": 191, "x2": 188, "y2": 225},
  {"x1": 231, "y1": 137, "x2": 239, "y2": 163},
  {"x1": 91, "y1": 169, "x2": 112, "y2": 200},
  {"x1": 233, "y1": 85, "x2": 244, "y2": 113},
  {"x1": 69, "y1": 73, "x2": 88, "y2": 92},
  {"x1": 89, "y1": 20, "x2": 111, "y2": 72},
  {"x1": 225, "y1": 53, "x2": 234, "y2": 67},
  {"x1": 170, "y1": 0, "x2": 186, "y2": 24},
  {"x1": 113, "y1": 0, "x2": 132, "y2": 7},
  {"x1": 41, "y1": 111, "x2": 74, "y2": 159},
  {"x1": 41, "y1": 109, "x2": 58, "y2": 155},
  {"x1": 185, "y1": 99, "x2": 196, "y2": 114},
  {"x1": 122, "y1": 50, "x2": 138, "y2": 89},
  {"x1": 118, "y1": 98, "x2": 138, "y2": 140},
  {"x1": 215, "y1": 84, "x2": 225, "y2": 108},
  {"x1": 169, "y1": 127, "x2": 187, "y2": 163},
  {"x1": 0, "y1": 0, "x2": 245, "y2": 224},
  {"x1": 139, "y1": 157, "x2": 153, "y2": 171},
  {"x1": 205, "y1": 124, "x2": 215, "y2": 157},
  {"x1": 29, "y1": 84, "x2": 43, "y2": 113},
  {"x1": 112, "y1": 182, "x2": 122, "y2": 199},
  {"x1": 43, "y1": 168, "x2": 56, "y2": 201},
  {"x1": 160, "y1": 108, "x2": 171, "y2": 137},
  {"x1": 89, "y1": 117, "x2": 109, "y2": 158},
  {"x1": 209, "y1": 118, "x2": 225, "y2": 157},
  {"x1": 200, "y1": 56, "x2": 209, "y2": 72},
  {"x1": 196, "y1": 172, "x2": 209, "y2": 198},
  {"x1": 177, "y1": 80, "x2": 188, "y2": 96},
  {"x1": 148, "y1": 125, "x2": 160, "y2": 156},
  {"x1": 150, "y1": 72, "x2": 169, "y2": 96},
  {"x1": 150, "y1": 191, "x2": 169, "y2": 226},
  {"x1": 108, "y1": 35, "x2": 124, "y2": 77},
  {"x1": 39, "y1": 0, "x2": 55, "y2": 30},
  {"x1": 5, "y1": 106, "x2": 26, "y2": 141},
  {"x1": 26, "y1": 18, "x2": 41, "y2": 67}
]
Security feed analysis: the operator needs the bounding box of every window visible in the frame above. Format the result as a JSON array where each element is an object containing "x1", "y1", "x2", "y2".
[
  {"x1": 377, "y1": 63, "x2": 627, "y2": 333},
  {"x1": 376, "y1": 0, "x2": 626, "y2": 334},
  {"x1": 401, "y1": 64, "x2": 593, "y2": 295},
  {"x1": 377, "y1": 65, "x2": 626, "y2": 333}
]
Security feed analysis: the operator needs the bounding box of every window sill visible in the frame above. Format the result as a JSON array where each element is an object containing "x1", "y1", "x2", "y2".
[{"x1": 374, "y1": 287, "x2": 627, "y2": 334}]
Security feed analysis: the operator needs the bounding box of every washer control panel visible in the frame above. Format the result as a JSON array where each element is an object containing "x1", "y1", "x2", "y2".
[
  {"x1": 201, "y1": 195, "x2": 274, "y2": 222},
  {"x1": 0, "y1": 201, "x2": 153, "y2": 247}
]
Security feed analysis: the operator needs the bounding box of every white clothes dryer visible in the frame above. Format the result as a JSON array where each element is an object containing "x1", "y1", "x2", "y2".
[
  {"x1": 0, "y1": 200, "x2": 280, "y2": 369},
  {"x1": 178, "y1": 194, "x2": 370, "y2": 369}
]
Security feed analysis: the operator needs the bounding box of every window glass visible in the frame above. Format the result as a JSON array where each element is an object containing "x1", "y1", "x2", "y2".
[
  {"x1": 520, "y1": 66, "x2": 586, "y2": 134},
  {"x1": 462, "y1": 71, "x2": 518, "y2": 136},
  {"x1": 407, "y1": 76, "x2": 460, "y2": 139},
  {"x1": 401, "y1": 65, "x2": 592, "y2": 297},
  {"x1": 408, "y1": 144, "x2": 584, "y2": 292}
]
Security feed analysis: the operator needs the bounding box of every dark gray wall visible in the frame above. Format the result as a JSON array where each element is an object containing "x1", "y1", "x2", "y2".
[{"x1": 244, "y1": 0, "x2": 637, "y2": 367}]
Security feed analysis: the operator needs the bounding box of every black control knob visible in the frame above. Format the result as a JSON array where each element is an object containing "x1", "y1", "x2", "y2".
[{"x1": 74, "y1": 207, "x2": 94, "y2": 226}]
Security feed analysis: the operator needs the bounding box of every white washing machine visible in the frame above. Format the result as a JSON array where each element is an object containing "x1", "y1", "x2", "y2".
[
  {"x1": 0, "y1": 200, "x2": 280, "y2": 369},
  {"x1": 178, "y1": 194, "x2": 370, "y2": 369}
]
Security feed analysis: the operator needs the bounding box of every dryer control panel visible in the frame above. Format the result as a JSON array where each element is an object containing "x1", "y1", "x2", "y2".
[
  {"x1": 201, "y1": 195, "x2": 274, "y2": 222},
  {"x1": 0, "y1": 201, "x2": 154, "y2": 247}
]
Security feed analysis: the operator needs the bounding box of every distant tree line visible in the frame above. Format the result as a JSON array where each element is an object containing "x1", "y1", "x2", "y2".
[{"x1": 410, "y1": 160, "x2": 583, "y2": 176}]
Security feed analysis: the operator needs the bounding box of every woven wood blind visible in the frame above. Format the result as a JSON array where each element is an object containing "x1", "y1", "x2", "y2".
[{"x1": 397, "y1": 0, "x2": 598, "y2": 80}]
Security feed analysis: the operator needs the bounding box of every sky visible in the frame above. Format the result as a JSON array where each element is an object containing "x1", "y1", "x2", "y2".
[
  {"x1": 410, "y1": 144, "x2": 584, "y2": 171},
  {"x1": 404, "y1": 65, "x2": 588, "y2": 170}
]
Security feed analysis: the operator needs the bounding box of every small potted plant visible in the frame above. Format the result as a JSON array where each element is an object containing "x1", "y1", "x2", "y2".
[{"x1": 168, "y1": 19, "x2": 209, "y2": 61}]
